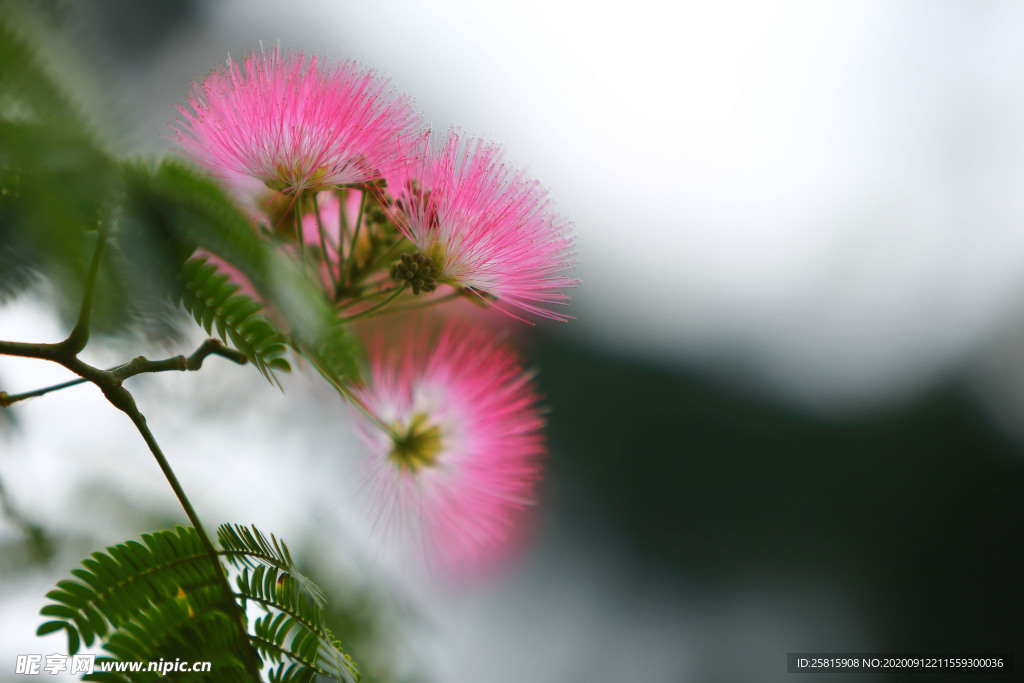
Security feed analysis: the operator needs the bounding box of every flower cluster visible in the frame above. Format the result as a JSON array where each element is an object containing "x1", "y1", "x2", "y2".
[{"x1": 172, "y1": 47, "x2": 576, "y2": 570}]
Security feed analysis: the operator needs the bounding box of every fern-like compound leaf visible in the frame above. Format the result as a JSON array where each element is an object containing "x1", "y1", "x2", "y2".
[
  {"x1": 218, "y1": 524, "x2": 359, "y2": 683},
  {"x1": 39, "y1": 525, "x2": 360, "y2": 683},
  {"x1": 218, "y1": 524, "x2": 328, "y2": 610},
  {"x1": 177, "y1": 255, "x2": 291, "y2": 384},
  {"x1": 37, "y1": 526, "x2": 257, "y2": 682}
]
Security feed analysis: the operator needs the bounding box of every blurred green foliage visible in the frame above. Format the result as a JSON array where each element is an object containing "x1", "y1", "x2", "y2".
[{"x1": 0, "y1": 4, "x2": 395, "y2": 680}]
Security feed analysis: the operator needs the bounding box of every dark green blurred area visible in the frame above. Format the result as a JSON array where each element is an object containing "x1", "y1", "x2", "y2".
[{"x1": 535, "y1": 332, "x2": 1023, "y2": 680}]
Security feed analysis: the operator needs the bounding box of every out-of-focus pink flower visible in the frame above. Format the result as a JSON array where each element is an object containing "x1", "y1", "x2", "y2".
[
  {"x1": 171, "y1": 47, "x2": 421, "y2": 204},
  {"x1": 351, "y1": 322, "x2": 544, "y2": 571},
  {"x1": 391, "y1": 130, "x2": 578, "y2": 322}
]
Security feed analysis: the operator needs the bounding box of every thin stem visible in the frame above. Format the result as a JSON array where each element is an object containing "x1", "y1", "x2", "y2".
[
  {"x1": 312, "y1": 193, "x2": 338, "y2": 294},
  {"x1": 107, "y1": 386, "x2": 209, "y2": 544},
  {"x1": 1, "y1": 340, "x2": 247, "y2": 407},
  {"x1": 340, "y1": 286, "x2": 405, "y2": 322},
  {"x1": 335, "y1": 282, "x2": 398, "y2": 311},
  {"x1": 0, "y1": 228, "x2": 108, "y2": 363},
  {"x1": 342, "y1": 189, "x2": 367, "y2": 288},
  {"x1": 293, "y1": 206, "x2": 306, "y2": 269},
  {"x1": 362, "y1": 236, "x2": 407, "y2": 277},
  {"x1": 62, "y1": 226, "x2": 109, "y2": 355},
  {"x1": 104, "y1": 384, "x2": 261, "y2": 680},
  {"x1": 0, "y1": 339, "x2": 62, "y2": 361},
  {"x1": 112, "y1": 339, "x2": 249, "y2": 380},
  {"x1": 359, "y1": 290, "x2": 460, "y2": 319},
  {"x1": 296, "y1": 348, "x2": 394, "y2": 436},
  {"x1": 337, "y1": 187, "x2": 349, "y2": 287},
  {"x1": 1, "y1": 377, "x2": 87, "y2": 407},
  {"x1": 333, "y1": 283, "x2": 375, "y2": 309}
]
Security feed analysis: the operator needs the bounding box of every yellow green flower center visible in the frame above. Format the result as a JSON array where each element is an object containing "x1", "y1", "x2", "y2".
[
  {"x1": 388, "y1": 413, "x2": 442, "y2": 473},
  {"x1": 425, "y1": 241, "x2": 446, "y2": 270},
  {"x1": 265, "y1": 163, "x2": 330, "y2": 195}
]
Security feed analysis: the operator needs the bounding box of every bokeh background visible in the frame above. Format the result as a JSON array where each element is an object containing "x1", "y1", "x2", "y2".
[{"x1": 2, "y1": 1, "x2": 1023, "y2": 681}]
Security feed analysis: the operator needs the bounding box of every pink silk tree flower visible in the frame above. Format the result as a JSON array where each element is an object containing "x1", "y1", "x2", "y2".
[
  {"x1": 351, "y1": 322, "x2": 545, "y2": 571},
  {"x1": 171, "y1": 47, "x2": 422, "y2": 205},
  {"x1": 390, "y1": 130, "x2": 578, "y2": 322}
]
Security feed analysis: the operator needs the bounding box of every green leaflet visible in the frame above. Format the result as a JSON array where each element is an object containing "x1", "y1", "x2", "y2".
[
  {"x1": 119, "y1": 161, "x2": 275, "y2": 294},
  {"x1": 219, "y1": 524, "x2": 359, "y2": 683},
  {"x1": 0, "y1": 7, "x2": 89, "y2": 128},
  {"x1": 37, "y1": 526, "x2": 252, "y2": 682},
  {"x1": 177, "y1": 255, "x2": 291, "y2": 384},
  {"x1": 38, "y1": 525, "x2": 360, "y2": 683},
  {"x1": 301, "y1": 310, "x2": 364, "y2": 392}
]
